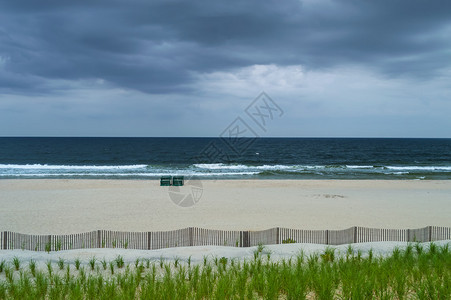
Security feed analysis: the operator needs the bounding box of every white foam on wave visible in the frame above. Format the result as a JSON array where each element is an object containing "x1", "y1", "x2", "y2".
[
  {"x1": 1, "y1": 163, "x2": 450, "y2": 178},
  {"x1": 0, "y1": 171, "x2": 258, "y2": 177},
  {"x1": 194, "y1": 164, "x2": 451, "y2": 172},
  {"x1": 345, "y1": 165, "x2": 375, "y2": 169},
  {"x1": 193, "y1": 163, "x2": 248, "y2": 170},
  {"x1": 385, "y1": 166, "x2": 451, "y2": 171},
  {"x1": 255, "y1": 165, "x2": 294, "y2": 170},
  {"x1": 0, "y1": 164, "x2": 148, "y2": 170},
  {"x1": 195, "y1": 163, "x2": 303, "y2": 171}
]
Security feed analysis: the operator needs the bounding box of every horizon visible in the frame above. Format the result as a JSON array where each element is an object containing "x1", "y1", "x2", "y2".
[{"x1": 1, "y1": 136, "x2": 451, "y2": 139}]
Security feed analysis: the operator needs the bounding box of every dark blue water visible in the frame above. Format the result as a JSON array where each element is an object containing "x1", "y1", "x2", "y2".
[{"x1": 0, "y1": 137, "x2": 450, "y2": 179}]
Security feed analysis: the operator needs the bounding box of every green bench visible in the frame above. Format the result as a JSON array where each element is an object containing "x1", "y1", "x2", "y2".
[
  {"x1": 172, "y1": 176, "x2": 184, "y2": 186},
  {"x1": 160, "y1": 176, "x2": 184, "y2": 186},
  {"x1": 160, "y1": 176, "x2": 172, "y2": 186}
]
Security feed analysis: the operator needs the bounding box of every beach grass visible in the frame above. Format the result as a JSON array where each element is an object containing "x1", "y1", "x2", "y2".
[{"x1": 0, "y1": 243, "x2": 450, "y2": 299}]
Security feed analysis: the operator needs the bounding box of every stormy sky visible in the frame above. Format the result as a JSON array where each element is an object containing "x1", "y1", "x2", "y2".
[{"x1": 0, "y1": 0, "x2": 450, "y2": 137}]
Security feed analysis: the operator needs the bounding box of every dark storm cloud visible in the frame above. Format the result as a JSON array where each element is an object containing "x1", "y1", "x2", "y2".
[{"x1": 1, "y1": 0, "x2": 450, "y2": 95}]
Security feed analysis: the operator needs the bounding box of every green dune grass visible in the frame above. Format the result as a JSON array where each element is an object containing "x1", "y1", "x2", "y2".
[{"x1": 0, "y1": 243, "x2": 449, "y2": 299}]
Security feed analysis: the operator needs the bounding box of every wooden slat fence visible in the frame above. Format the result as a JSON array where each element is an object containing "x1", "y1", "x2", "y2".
[
  {"x1": 249, "y1": 228, "x2": 278, "y2": 247},
  {"x1": 279, "y1": 228, "x2": 327, "y2": 244},
  {"x1": 1, "y1": 226, "x2": 450, "y2": 252},
  {"x1": 407, "y1": 227, "x2": 429, "y2": 243},
  {"x1": 328, "y1": 227, "x2": 355, "y2": 245},
  {"x1": 431, "y1": 226, "x2": 451, "y2": 241},
  {"x1": 52, "y1": 231, "x2": 98, "y2": 251},
  {"x1": 100, "y1": 230, "x2": 148, "y2": 249},
  {"x1": 356, "y1": 227, "x2": 408, "y2": 243},
  {"x1": 191, "y1": 228, "x2": 241, "y2": 247},
  {"x1": 150, "y1": 228, "x2": 191, "y2": 250}
]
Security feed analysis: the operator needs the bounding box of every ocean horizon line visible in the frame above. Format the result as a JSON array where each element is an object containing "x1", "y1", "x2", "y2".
[{"x1": 1, "y1": 136, "x2": 450, "y2": 139}]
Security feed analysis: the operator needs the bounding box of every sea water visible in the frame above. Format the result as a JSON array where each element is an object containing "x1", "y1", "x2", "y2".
[{"x1": 0, "y1": 137, "x2": 450, "y2": 180}]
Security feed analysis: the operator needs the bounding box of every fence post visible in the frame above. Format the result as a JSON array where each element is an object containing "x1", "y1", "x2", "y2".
[
  {"x1": 189, "y1": 227, "x2": 193, "y2": 247},
  {"x1": 353, "y1": 226, "x2": 357, "y2": 243},
  {"x1": 276, "y1": 227, "x2": 280, "y2": 244},
  {"x1": 48, "y1": 235, "x2": 52, "y2": 251},
  {"x1": 97, "y1": 230, "x2": 101, "y2": 248},
  {"x1": 407, "y1": 229, "x2": 411, "y2": 242},
  {"x1": 325, "y1": 230, "x2": 329, "y2": 245},
  {"x1": 147, "y1": 232, "x2": 151, "y2": 250},
  {"x1": 428, "y1": 226, "x2": 432, "y2": 242},
  {"x1": 241, "y1": 231, "x2": 250, "y2": 247},
  {"x1": 3, "y1": 231, "x2": 7, "y2": 250}
]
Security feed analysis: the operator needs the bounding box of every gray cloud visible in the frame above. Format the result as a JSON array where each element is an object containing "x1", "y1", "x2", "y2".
[
  {"x1": 1, "y1": 0, "x2": 451, "y2": 95},
  {"x1": 1, "y1": 0, "x2": 450, "y2": 138}
]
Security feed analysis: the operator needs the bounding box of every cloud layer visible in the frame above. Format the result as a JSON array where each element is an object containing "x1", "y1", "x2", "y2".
[{"x1": 1, "y1": 0, "x2": 450, "y2": 136}]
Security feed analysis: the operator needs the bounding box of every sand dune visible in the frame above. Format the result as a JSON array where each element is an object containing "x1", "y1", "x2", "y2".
[{"x1": 1, "y1": 240, "x2": 450, "y2": 268}]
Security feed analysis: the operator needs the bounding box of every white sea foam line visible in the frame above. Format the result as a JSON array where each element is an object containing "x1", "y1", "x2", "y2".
[
  {"x1": 4, "y1": 163, "x2": 450, "y2": 172},
  {"x1": 193, "y1": 163, "x2": 249, "y2": 170},
  {"x1": 386, "y1": 166, "x2": 451, "y2": 171},
  {"x1": 345, "y1": 165, "x2": 375, "y2": 169},
  {"x1": 195, "y1": 164, "x2": 323, "y2": 170},
  {"x1": 0, "y1": 171, "x2": 259, "y2": 177},
  {"x1": 194, "y1": 164, "x2": 451, "y2": 171},
  {"x1": 254, "y1": 164, "x2": 294, "y2": 170},
  {"x1": 0, "y1": 164, "x2": 148, "y2": 170}
]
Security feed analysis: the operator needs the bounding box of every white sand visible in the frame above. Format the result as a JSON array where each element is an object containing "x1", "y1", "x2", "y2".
[
  {"x1": 0, "y1": 179, "x2": 450, "y2": 234},
  {"x1": 1, "y1": 241, "x2": 450, "y2": 270}
]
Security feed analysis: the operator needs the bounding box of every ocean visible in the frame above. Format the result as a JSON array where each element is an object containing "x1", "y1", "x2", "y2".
[{"x1": 0, "y1": 137, "x2": 450, "y2": 180}]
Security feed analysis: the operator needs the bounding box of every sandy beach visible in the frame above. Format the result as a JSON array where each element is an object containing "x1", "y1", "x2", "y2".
[
  {"x1": 0, "y1": 179, "x2": 450, "y2": 234},
  {"x1": 1, "y1": 179, "x2": 451, "y2": 296}
]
